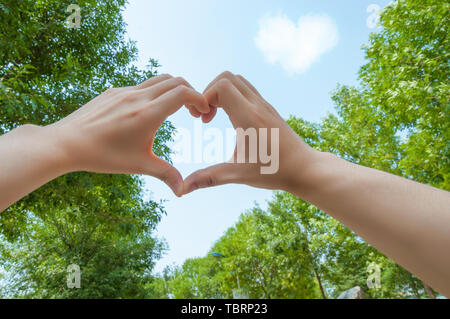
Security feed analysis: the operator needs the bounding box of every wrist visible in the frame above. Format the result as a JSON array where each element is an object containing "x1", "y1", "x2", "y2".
[
  {"x1": 284, "y1": 148, "x2": 337, "y2": 198},
  {"x1": 34, "y1": 124, "x2": 76, "y2": 175}
]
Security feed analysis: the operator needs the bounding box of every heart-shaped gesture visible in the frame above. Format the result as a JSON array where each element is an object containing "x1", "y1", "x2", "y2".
[{"x1": 42, "y1": 72, "x2": 315, "y2": 199}]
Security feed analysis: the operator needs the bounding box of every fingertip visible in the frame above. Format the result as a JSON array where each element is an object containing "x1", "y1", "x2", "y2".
[
  {"x1": 150, "y1": 157, "x2": 184, "y2": 197},
  {"x1": 201, "y1": 106, "x2": 217, "y2": 123},
  {"x1": 203, "y1": 88, "x2": 219, "y2": 108},
  {"x1": 169, "y1": 180, "x2": 184, "y2": 197},
  {"x1": 201, "y1": 114, "x2": 213, "y2": 123},
  {"x1": 188, "y1": 93, "x2": 210, "y2": 115},
  {"x1": 200, "y1": 97, "x2": 211, "y2": 114},
  {"x1": 187, "y1": 105, "x2": 201, "y2": 118}
]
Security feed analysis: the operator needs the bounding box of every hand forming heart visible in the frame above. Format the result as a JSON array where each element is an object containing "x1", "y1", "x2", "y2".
[
  {"x1": 45, "y1": 72, "x2": 316, "y2": 197},
  {"x1": 182, "y1": 71, "x2": 316, "y2": 196}
]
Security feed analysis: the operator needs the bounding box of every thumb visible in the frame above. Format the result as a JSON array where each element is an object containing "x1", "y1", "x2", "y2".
[
  {"x1": 147, "y1": 157, "x2": 184, "y2": 197},
  {"x1": 183, "y1": 163, "x2": 238, "y2": 195}
]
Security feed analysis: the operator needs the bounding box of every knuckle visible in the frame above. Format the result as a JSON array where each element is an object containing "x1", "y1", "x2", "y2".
[
  {"x1": 206, "y1": 174, "x2": 216, "y2": 187},
  {"x1": 220, "y1": 70, "x2": 234, "y2": 79},
  {"x1": 216, "y1": 78, "x2": 233, "y2": 91},
  {"x1": 128, "y1": 109, "x2": 143, "y2": 121},
  {"x1": 131, "y1": 104, "x2": 154, "y2": 123},
  {"x1": 174, "y1": 84, "x2": 191, "y2": 96},
  {"x1": 159, "y1": 73, "x2": 172, "y2": 80},
  {"x1": 119, "y1": 91, "x2": 138, "y2": 103},
  {"x1": 206, "y1": 175, "x2": 216, "y2": 187},
  {"x1": 173, "y1": 76, "x2": 188, "y2": 87},
  {"x1": 199, "y1": 169, "x2": 216, "y2": 187}
]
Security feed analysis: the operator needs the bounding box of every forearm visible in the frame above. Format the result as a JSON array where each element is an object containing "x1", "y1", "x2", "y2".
[
  {"x1": 293, "y1": 151, "x2": 450, "y2": 296},
  {"x1": 0, "y1": 124, "x2": 70, "y2": 212}
]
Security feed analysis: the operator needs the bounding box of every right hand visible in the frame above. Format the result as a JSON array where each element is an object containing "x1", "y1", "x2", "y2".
[{"x1": 183, "y1": 71, "x2": 319, "y2": 195}]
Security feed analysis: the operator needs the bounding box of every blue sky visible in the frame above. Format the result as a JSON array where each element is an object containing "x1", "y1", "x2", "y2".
[{"x1": 122, "y1": 0, "x2": 391, "y2": 273}]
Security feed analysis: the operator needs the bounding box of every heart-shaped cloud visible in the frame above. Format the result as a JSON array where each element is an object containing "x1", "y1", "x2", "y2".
[{"x1": 254, "y1": 13, "x2": 339, "y2": 75}]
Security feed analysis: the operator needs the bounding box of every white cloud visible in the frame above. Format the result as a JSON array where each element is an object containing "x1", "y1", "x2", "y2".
[{"x1": 254, "y1": 13, "x2": 339, "y2": 75}]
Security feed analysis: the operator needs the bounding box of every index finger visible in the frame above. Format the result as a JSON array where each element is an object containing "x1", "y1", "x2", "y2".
[
  {"x1": 150, "y1": 85, "x2": 210, "y2": 121},
  {"x1": 204, "y1": 71, "x2": 255, "y2": 100}
]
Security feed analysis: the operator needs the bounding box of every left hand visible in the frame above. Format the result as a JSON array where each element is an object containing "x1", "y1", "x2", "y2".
[{"x1": 47, "y1": 74, "x2": 210, "y2": 196}]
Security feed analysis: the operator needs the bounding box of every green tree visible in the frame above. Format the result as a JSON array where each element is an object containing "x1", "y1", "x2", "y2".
[
  {"x1": 0, "y1": 0, "x2": 172, "y2": 297},
  {"x1": 360, "y1": 0, "x2": 449, "y2": 190},
  {"x1": 161, "y1": 206, "x2": 321, "y2": 299},
  {"x1": 213, "y1": 206, "x2": 320, "y2": 299},
  {"x1": 168, "y1": 258, "x2": 224, "y2": 299}
]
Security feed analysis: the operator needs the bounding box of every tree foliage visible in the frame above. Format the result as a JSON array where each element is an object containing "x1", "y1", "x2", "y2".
[
  {"x1": 158, "y1": 206, "x2": 320, "y2": 299},
  {"x1": 0, "y1": 0, "x2": 172, "y2": 298}
]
